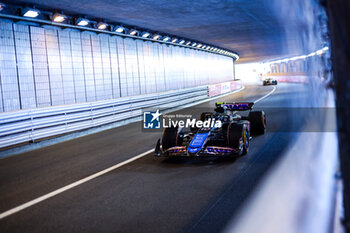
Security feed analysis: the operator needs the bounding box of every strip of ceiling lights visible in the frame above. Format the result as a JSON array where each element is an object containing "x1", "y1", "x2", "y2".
[{"x1": 0, "y1": 2, "x2": 239, "y2": 61}]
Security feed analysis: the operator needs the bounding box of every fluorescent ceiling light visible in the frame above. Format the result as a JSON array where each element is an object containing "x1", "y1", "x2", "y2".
[
  {"x1": 185, "y1": 41, "x2": 191, "y2": 46},
  {"x1": 202, "y1": 45, "x2": 206, "y2": 49},
  {"x1": 76, "y1": 18, "x2": 89, "y2": 26},
  {"x1": 163, "y1": 36, "x2": 170, "y2": 42},
  {"x1": 97, "y1": 22, "x2": 107, "y2": 30},
  {"x1": 171, "y1": 38, "x2": 178, "y2": 43},
  {"x1": 191, "y1": 42, "x2": 197, "y2": 47},
  {"x1": 23, "y1": 8, "x2": 40, "y2": 18},
  {"x1": 0, "y1": 2, "x2": 6, "y2": 12},
  {"x1": 179, "y1": 39, "x2": 185, "y2": 44},
  {"x1": 129, "y1": 29, "x2": 138, "y2": 36},
  {"x1": 115, "y1": 26, "x2": 124, "y2": 33},
  {"x1": 196, "y1": 44, "x2": 202, "y2": 48},
  {"x1": 141, "y1": 32, "x2": 150, "y2": 38},
  {"x1": 52, "y1": 13, "x2": 66, "y2": 23},
  {"x1": 153, "y1": 34, "x2": 160, "y2": 40}
]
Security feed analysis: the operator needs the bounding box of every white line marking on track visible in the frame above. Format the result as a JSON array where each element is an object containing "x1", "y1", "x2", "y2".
[
  {"x1": 0, "y1": 149, "x2": 154, "y2": 220},
  {"x1": 0, "y1": 85, "x2": 276, "y2": 220},
  {"x1": 254, "y1": 86, "x2": 276, "y2": 104}
]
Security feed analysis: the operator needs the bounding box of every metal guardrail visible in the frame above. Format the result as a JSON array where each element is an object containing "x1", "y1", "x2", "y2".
[{"x1": 0, "y1": 86, "x2": 208, "y2": 149}]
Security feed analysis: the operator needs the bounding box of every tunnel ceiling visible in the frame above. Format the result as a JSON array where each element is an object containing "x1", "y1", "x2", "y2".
[{"x1": 7, "y1": 0, "x2": 305, "y2": 63}]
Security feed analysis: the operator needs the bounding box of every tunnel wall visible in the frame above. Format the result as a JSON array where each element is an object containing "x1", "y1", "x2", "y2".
[
  {"x1": 262, "y1": 51, "x2": 330, "y2": 84},
  {"x1": 226, "y1": 0, "x2": 337, "y2": 232},
  {"x1": 0, "y1": 19, "x2": 235, "y2": 113}
]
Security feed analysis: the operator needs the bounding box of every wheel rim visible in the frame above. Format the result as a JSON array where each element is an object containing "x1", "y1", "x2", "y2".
[
  {"x1": 245, "y1": 130, "x2": 249, "y2": 148},
  {"x1": 238, "y1": 138, "x2": 244, "y2": 152},
  {"x1": 262, "y1": 114, "x2": 266, "y2": 129}
]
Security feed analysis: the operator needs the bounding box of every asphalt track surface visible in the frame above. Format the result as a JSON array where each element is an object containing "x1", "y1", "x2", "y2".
[{"x1": 0, "y1": 83, "x2": 309, "y2": 233}]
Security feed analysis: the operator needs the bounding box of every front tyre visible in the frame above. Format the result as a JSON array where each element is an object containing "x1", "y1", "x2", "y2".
[
  {"x1": 227, "y1": 123, "x2": 249, "y2": 156},
  {"x1": 249, "y1": 111, "x2": 266, "y2": 135},
  {"x1": 161, "y1": 127, "x2": 179, "y2": 151}
]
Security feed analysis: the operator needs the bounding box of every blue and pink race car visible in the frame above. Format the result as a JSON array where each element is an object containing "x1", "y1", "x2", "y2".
[{"x1": 155, "y1": 102, "x2": 266, "y2": 158}]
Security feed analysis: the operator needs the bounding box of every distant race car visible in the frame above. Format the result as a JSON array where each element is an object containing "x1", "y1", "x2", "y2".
[
  {"x1": 154, "y1": 102, "x2": 266, "y2": 158},
  {"x1": 263, "y1": 78, "x2": 278, "y2": 85}
]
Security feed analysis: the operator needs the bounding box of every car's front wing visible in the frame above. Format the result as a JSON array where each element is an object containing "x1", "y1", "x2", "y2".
[{"x1": 154, "y1": 139, "x2": 238, "y2": 157}]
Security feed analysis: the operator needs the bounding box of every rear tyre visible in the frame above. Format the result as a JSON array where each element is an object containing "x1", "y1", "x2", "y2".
[
  {"x1": 227, "y1": 123, "x2": 248, "y2": 156},
  {"x1": 162, "y1": 127, "x2": 179, "y2": 151},
  {"x1": 249, "y1": 111, "x2": 266, "y2": 135}
]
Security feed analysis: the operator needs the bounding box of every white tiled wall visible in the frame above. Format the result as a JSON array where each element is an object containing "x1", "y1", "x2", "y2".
[
  {"x1": 99, "y1": 34, "x2": 113, "y2": 100},
  {"x1": 116, "y1": 37, "x2": 127, "y2": 97},
  {"x1": 108, "y1": 36, "x2": 121, "y2": 98},
  {"x1": 136, "y1": 40, "x2": 146, "y2": 95},
  {"x1": 70, "y1": 30, "x2": 86, "y2": 103},
  {"x1": 45, "y1": 27, "x2": 64, "y2": 106},
  {"x1": 0, "y1": 20, "x2": 235, "y2": 112},
  {"x1": 58, "y1": 29, "x2": 75, "y2": 105},
  {"x1": 143, "y1": 41, "x2": 157, "y2": 94},
  {"x1": 91, "y1": 33, "x2": 105, "y2": 101},
  {"x1": 13, "y1": 24, "x2": 36, "y2": 109},
  {"x1": 124, "y1": 38, "x2": 140, "y2": 96},
  {"x1": 81, "y1": 32, "x2": 96, "y2": 102},
  {"x1": 0, "y1": 21, "x2": 20, "y2": 112},
  {"x1": 30, "y1": 26, "x2": 51, "y2": 108}
]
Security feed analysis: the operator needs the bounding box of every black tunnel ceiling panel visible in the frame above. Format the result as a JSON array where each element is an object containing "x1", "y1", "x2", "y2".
[{"x1": 6, "y1": 0, "x2": 306, "y2": 63}]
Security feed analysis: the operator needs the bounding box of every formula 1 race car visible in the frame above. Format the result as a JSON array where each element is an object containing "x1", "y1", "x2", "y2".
[
  {"x1": 154, "y1": 102, "x2": 266, "y2": 158},
  {"x1": 263, "y1": 78, "x2": 278, "y2": 85}
]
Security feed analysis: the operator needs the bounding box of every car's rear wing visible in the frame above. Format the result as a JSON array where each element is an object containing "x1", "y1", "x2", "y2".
[{"x1": 215, "y1": 102, "x2": 254, "y2": 111}]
